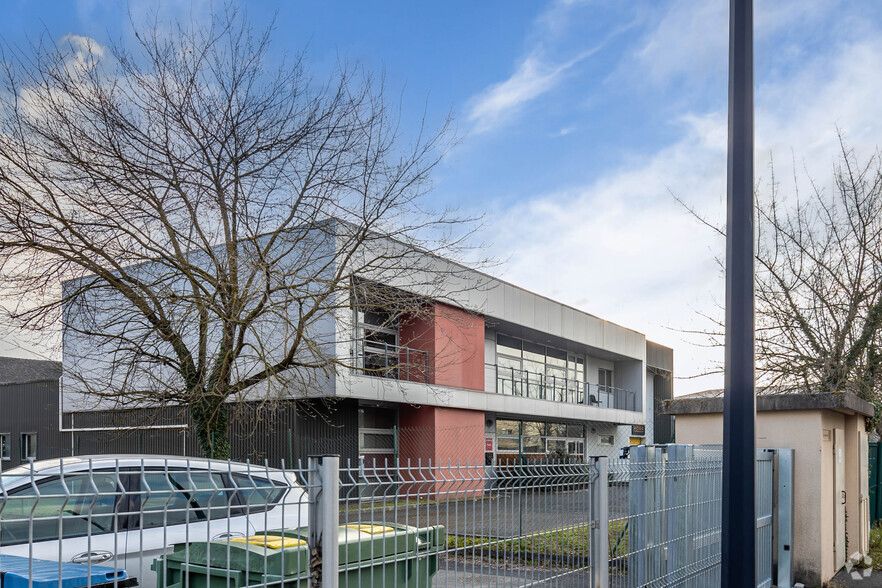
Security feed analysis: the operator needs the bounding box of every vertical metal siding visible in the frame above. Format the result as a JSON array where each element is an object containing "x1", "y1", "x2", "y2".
[
  {"x1": 0, "y1": 379, "x2": 67, "y2": 469},
  {"x1": 65, "y1": 398, "x2": 360, "y2": 468}
]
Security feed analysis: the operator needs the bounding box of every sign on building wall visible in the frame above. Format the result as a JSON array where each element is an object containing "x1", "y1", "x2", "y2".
[{"x1": 631, "y1": 424, "x2": 646, "y2": 437}]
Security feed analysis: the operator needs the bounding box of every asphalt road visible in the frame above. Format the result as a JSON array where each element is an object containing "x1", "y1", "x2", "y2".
[{"x1": 340, "y1": 486, "x2": 629, "y2": 538}]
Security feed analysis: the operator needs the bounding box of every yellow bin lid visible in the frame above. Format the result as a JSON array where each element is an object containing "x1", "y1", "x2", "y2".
[{"x1": 229, "y1": 535, "x2": 306, "y2": 549}]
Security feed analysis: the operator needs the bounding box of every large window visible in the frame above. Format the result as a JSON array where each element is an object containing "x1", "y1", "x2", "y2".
[
  {"x1": 0, "y1": 433, "x2": 9, "y2": 460},
  {"x1": 495, "y1": 419, "x2": 586, "y2": 459},
  {"x1": 495, "y1": 335, "x2": 585, "y2": 402},
  {"x1": 356, "y1": 305, "x2": 399, "y2": 377}
]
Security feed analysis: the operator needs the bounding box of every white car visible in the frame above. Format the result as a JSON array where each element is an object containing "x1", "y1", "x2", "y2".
[{"x1": 0, "y1": 456, "x2": 309, "y2": 588}]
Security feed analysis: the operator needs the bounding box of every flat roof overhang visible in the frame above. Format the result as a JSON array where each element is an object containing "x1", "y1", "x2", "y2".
[{"x1": 665, "y1": 391, "x2": 874, "y2": 418}]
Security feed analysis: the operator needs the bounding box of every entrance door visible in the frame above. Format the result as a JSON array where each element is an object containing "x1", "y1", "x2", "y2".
[{"x1": 834, "y1": 428, "x2": 846, "y2": 569}]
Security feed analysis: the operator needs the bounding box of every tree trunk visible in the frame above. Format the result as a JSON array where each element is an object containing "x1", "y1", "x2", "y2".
[{"x1": 190, "y1": 394, "x2": 231, "y2": 459}]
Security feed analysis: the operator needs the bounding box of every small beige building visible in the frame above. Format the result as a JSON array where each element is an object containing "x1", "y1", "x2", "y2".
[{"x1": 665, "y1": 390, "x2": 873, "y2": 587}]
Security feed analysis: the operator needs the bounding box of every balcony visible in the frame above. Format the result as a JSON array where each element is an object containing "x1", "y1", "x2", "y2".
[
  {"x1": 353, "y1": 341, "x2": 429, "y2": 383},
  {"x1": 487, "y1": 364, "x2": 639, "y2": 412}
]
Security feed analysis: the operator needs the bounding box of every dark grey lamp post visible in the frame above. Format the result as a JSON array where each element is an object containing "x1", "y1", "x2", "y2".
[{"x1": 721, "y1": 0, "x2": 756, "y2": 586}]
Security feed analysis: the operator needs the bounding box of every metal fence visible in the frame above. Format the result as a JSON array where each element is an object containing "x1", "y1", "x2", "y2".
[
  {"x1": 488, "y1": 365, "x2": 639, "y2": 412},
  {"x1": 0, "y1": 446, "x2": 793, "y2": 588},
  {"x1": 603, "y1": 445, "x2": 793, "y2": 588}
]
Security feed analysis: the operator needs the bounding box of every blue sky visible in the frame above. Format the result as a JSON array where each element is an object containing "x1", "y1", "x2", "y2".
[{"x1": 3, "y1": 0, "x2": 882, "y2": 394}]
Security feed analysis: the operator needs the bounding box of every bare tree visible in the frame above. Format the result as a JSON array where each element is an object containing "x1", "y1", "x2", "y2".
[
  {"x1": 0, "y1": 10, "x2": 479, "y2": 458},
  {"x1": 678, "y1": 136, "x2": 882, "y2": 420}
]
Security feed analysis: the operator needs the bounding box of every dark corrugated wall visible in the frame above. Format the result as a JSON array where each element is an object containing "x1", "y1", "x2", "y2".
[
  {"x1": 65, "y1": 398, "x2": 359, "y2": 468},
  {"x1": 653, "y1": 373, "x2": 675, "y2": 443},
  {"x1": 0, "y1": 379, "x2": 68, "y2": 468}
]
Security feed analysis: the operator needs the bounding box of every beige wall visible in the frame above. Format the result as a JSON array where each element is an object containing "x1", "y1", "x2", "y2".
[{"x1": 674, "y1": 408, "x2": 866, "y2": 586}]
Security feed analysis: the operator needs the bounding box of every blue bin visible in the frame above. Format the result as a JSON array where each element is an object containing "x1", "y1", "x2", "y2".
[{"x1": 0, "y1": 555, "x2": 131, "y2": 588}]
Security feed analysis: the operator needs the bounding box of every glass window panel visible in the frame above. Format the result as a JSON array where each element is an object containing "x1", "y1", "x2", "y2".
[
  {"x1": 546, "y1": 346, "x2": 567, "y2": 363},
  {"x1": 359, "y1": 407, "x2": 397, "y2": 429},
  {"x1": 496, "y1": 420, "x2": 519, "y2": 436},
  {"x1": 231, "y1": 473, "x2": 285, "y2": 509},
  {"x1": 522, "y1": 422, "x2": 543, "y2": 436},
  {"x1": 522, "y1": 436, "x2": 544, "y2": 454},
  {"x1": 547, "y1": 439, "x2": 566, "y2": 454},
  {"x1": 496, "y1": 334, "x2": 522, "y2": 357},
  {"x1": 497, "y1": 437, "x2": 520, "y2": 452},
  {"x1": 522, "y1": 359, "x2": 544, "y2": 374},
  {"x1": 599, "y1": 435, "x2": 615, "y2": 446},
  {"x1": 522, "y1": 340, "x2": 545, "y2": 356},
  {"x1": 497, "y1": 356, "x2": 521, "y2": 370},
  {"x1": 546, "y1": 423, "x2": 566, "y2": 437},
  {"x1": 364, "y1": 329, "x2": 397, "y2": 347},
  {"x1": 567, "y1": 424, "x2": 585, "y2": 438},
  {"x1": 1, "y1": 474, "x2": 120, "y2": 545},
  {"x1": 140, "y1": 471, "x2": 231, "y2": 528}
]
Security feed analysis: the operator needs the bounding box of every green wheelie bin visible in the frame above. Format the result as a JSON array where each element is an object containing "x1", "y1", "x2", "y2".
[{"x1": 151, "y1": 523, "x2": 444, "y2": 588}]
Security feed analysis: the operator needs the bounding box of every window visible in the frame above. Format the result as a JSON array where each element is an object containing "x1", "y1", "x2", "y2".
[
  {"x1": 495, "y1": 334, "x2": 586, "y2": 403},
  {"x1": 230, "y1": 473, "x2": 285, "y2": 511},
  {"x1": 0, "y1": 473, "x2": 121, "y2": 545},
  {"x1": 359, "y1": 429, "x2": 395, "y2": 454},
  {"x1": 20, "y1": 433, "x2": 36, "y2": 461},
  {"x1": 139, "y1": 471, "x2": 233, "y2": 528},
  {"x1": 598, "y1": 368, "x2": 613, "y2": 390},
  {"x1": 599, "y1": 434, "x2": 615, "y2": 447},
  {"x1": 597, "y1": 369, "x2": 615, "y2": 408},
  {"x1": 354, "y1": 291, "x2": 401, "y2": 378},
  {"x1": 0, "y1": 433, "x2": 9, "y2": 460},
  {"x1": 494, "y1": 419, "x2": 587, "y2": 458}
]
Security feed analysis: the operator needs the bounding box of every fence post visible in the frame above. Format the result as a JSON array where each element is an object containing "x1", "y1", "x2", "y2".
[
  {"x1": 590, "y1": 456, "x2": 609, "y2": 588},
  {"x1": 776, "y1": 449, "x2": 794, "y2": 588},
  {"x1": 308, "y1": 455, "x2": 340, "y2": 588},
  {"x1": 665, "y1": 444, "x2": 693, "y2": 583}
]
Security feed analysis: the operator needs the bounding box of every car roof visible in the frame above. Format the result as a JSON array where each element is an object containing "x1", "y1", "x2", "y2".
[{"x1": 1, "y1": 455, "x2": 287, "y2": 478}]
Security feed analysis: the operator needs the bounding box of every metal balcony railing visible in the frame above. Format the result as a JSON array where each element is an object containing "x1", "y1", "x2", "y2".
[
  {"x1": 353, "y1": 341, "x2": 429, "y2": 383},
  {"x1": 487, "y1": 364, "x2": 638, "y2": 411}
]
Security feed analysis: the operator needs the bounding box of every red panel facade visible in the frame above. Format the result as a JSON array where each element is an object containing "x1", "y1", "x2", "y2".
[
  {"x1": 433, "y1": 302, "x2": 485, "y2": 391},
  {"x1": 398, "y1": 405, "x2": 485, "y2": 496},
  {"x1": 399, "y1": 302, "x2": 485, "y2": 391}
]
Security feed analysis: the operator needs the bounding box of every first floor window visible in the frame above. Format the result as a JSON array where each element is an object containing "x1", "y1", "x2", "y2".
[
  {"x1": 0, "y1": 434, "x2": 9, "y2": 460},
  {"x1": 20, "y1": 433, "x2": 36, "y2": 461},
  {"x1": 599, "y1": 434, "x2": 615, "y2": 447}
]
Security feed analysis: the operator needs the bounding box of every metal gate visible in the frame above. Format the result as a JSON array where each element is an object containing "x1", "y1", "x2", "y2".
[
  {"x1": 756, "y1": 451, "x2": 774, "y2": 588},
  {"x1": 603, "y1": 444, "x2": 794, "y2": 588},
  {"x1": 870, "y1": 441, "x2": 881, "y2": 523}
]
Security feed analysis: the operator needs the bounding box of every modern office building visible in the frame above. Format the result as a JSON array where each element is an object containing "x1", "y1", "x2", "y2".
[{"x1": 59, "y1": 225, "x2": 674, "y2": 466}]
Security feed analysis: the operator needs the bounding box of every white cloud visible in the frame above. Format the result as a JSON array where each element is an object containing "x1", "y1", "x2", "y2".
[
  {"x1": 551, "y1": 126, "x2": 576, "y2": 137},
  {"x1": 465, "y1": 0, "x2": 612, "y2": 134},
  {"x1": 487, "y1": 30, "x2": 882, "y2": 396},
  {"x1": 632, "y1": 0, "x2": 838, "y2": 85},
  {"x1": 467, "y1": 49, "x2": 597, "y2": 134},
  {"x1": 59, "y1": 34, "x2": 106, "y2": 71}
]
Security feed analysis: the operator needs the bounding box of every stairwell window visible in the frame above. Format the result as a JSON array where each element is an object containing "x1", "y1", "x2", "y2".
[{"x1": 1, "y1": 433, "x2": 10, "y2": 460}]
